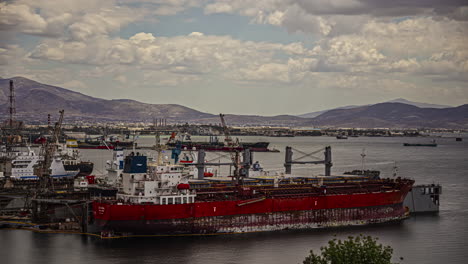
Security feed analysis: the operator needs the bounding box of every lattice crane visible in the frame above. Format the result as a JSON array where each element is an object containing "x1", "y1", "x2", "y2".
[{"x1": 35, "y1": 110, "x2": 65, "y2": 193}]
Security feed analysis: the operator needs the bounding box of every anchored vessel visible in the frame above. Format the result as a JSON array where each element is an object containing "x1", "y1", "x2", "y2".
[
  {"x1": 167, "y1": 133, "x2": 272, "y2": 152},
  {"x1": 93, "y1": 148, "x2": 414, "y2": 236},
  {"x1": 403, "y1": 140, "x2": 437, "y2": 147}
]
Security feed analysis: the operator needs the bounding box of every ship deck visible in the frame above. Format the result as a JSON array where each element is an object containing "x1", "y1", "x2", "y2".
[{"x1": 98, "y1": 178, "x2": 413, "y2": 204}]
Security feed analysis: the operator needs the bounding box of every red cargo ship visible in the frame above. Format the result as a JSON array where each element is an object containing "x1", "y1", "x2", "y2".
[{"x1": 92, "y1": 154, "x2": 414, "y2": 236}]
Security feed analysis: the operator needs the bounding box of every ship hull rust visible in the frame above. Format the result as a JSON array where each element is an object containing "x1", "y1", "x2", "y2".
[{"x1": 95, "y1": 203, "x2": 407, "y2": 235}]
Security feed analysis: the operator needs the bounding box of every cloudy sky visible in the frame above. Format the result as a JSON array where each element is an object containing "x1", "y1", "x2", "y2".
[{"x1": 1, "y1": 0, "x2": 467, "y2": 115}]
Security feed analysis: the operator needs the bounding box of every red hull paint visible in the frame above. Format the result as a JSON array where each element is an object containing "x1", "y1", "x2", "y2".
[{"x1": 94, "y1": 189, "x2": 408, "y2": 221}]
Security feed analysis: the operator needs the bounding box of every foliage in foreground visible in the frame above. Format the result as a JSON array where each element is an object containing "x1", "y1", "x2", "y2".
[{"x1": 303, "y1": 235, "x2": 399, "y2": 264}]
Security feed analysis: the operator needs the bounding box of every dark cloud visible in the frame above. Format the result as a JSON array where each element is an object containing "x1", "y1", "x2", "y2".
[{"x1": 296, "y1": 0, "x2": 468, "y2": 18}]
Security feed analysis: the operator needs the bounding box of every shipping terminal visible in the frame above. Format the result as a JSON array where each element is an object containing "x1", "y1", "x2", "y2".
[{"x1": 0, "y1": 88, "x2": 440, "y2": 237}]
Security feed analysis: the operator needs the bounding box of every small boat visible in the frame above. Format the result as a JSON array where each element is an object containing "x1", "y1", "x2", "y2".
[
  {"x1": 336, "y1": 134, "x2": 348, "y2": 139},
  {"x1": 456, "y1": 137, "x2": 462, "y2": 142}
]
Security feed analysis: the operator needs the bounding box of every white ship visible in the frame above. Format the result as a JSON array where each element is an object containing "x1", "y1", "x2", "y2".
[{"x1": 0, "y1": 146, "x2": 79, "y2": 180}]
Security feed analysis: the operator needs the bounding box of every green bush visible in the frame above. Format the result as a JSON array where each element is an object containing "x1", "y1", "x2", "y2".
[{"x1": 303, "y1": 235, "x2": 399, "y2": 264}]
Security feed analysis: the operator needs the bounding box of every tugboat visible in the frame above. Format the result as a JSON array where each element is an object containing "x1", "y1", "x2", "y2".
[{"x1": 404, "y1": 184, "x2": 441, "y2": 213}]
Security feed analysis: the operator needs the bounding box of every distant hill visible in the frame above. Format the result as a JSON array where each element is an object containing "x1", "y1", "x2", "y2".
[
  {"x1": 298, "y1": 98, "x2": 452, "y2": 118},
  {"x1": 0, "y1": 77, "x2": 214, "y2": 123},
  {"x1": 0, "y1": 77, "x2": 466, "y2": 128},
  {"x1": 305, "y1": 103, "x2": 468, "y2": 128}
]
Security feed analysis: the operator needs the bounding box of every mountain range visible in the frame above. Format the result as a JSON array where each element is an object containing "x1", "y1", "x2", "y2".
[
  {"x1": 1, "y1": 77, "x2": 467, "y2": 128},
  {"x1": 0, "y1": 77, "x2": 213, "y2": 123}
]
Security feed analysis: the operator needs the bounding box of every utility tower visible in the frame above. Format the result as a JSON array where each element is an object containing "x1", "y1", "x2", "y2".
[{"x1": 8, "y1": 80, "x2": 15, "y2": 130}]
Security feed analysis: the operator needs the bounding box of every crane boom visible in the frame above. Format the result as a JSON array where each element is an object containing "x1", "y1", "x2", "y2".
[
  {"x1": 219, "y1": 114, "x2": 234, "y2": 146},
  {"x1": 219, "y1": 113, "x2": 242, "y2": 182}
]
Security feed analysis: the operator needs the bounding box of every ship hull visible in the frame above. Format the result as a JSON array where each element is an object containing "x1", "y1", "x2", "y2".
[{"x1": 93, "y1": 184, "x2": 412, "y2": 235}]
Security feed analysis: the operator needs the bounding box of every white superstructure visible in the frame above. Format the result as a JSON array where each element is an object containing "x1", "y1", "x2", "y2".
[{"x1": 117, "y1": 154, "x2": 196, "y2": 205}]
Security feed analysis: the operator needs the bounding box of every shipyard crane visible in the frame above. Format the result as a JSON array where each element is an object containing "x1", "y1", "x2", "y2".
[
  {"x1": 219, "y1": 113, "x2": 234, "y2": 147},
  {"x1": 219, "y1": 114, "x2": 242, "y2": 183},
  {"x1": 35, "y1": 110, "x2": 65, "y2": 193}
]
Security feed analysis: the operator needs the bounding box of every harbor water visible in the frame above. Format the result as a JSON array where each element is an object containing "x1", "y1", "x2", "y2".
[{"x1": 1, "y1": 136, "x2": 467, "y2": 263}]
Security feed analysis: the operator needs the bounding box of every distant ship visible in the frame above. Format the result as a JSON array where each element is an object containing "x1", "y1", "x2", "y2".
[
  {"x1": 167, "y1": 134, "x2": 272, "y2": 152},
  {"x1": 67, "y1": 135, "x2": 135, "y2": 150},
  {"x1": 403, "y1": 140, "x2": 437, "y2": 147}
]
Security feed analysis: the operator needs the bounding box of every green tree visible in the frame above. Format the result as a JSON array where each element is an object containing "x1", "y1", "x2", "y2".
[{"x1": 303, "y1": 235, "x2": 399, "y2": 264}]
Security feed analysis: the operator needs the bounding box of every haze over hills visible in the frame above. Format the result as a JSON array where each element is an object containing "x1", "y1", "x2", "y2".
[
  {"x1": 0, "y1": 77, "x2": 467, "y2": 128},
  {"x1": 298, "y1": 105, "x2": 361, "y2": 119}
]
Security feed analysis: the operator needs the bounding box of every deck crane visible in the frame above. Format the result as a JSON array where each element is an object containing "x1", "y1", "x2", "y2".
[
  {"x1": 35, "y1": 110, "x2": 65, "y2": 193},
  {"x1": 219, "y1": 114, "x2": 243, "y2": 183}
]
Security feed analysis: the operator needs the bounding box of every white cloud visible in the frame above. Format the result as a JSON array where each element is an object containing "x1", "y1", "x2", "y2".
[
  {"x1": 0, "y1": 0, "x2": 195, "y2": 39},
  {"x1": 0, "y1": 3, "x2": 48, "y2": 34},
  {"x1": 29, "y1": 32, "x2": 311, "y2": 79}
]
